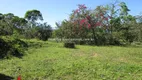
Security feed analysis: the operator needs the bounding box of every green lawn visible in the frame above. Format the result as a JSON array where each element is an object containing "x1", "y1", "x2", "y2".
[{"x1": 0, "y1": 40, "x2": 142, "y2": 80}]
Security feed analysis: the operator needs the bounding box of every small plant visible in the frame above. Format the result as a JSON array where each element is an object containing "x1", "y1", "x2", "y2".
[{"x1": 64, "y1": 42, "x2": 75, "y2": 48}]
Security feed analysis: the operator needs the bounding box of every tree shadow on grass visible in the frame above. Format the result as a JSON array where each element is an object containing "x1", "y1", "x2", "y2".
[{"x1": 0, "y1": 73, "x2": 14, "y2": 80}]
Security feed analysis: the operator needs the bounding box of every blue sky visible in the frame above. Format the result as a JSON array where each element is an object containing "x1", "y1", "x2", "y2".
[{"x1": 0, "y1": 0, "x2": 142, "y2": 28}]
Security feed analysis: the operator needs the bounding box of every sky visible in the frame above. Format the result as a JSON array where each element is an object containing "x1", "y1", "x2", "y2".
[{"x1": 0, "y1": 0, "x2": 142, "y2": 28}]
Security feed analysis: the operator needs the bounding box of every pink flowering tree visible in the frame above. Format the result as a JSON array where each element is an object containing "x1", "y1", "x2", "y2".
[{"x1": 70, "y1": 4, "x2": 111, "y2": 43}]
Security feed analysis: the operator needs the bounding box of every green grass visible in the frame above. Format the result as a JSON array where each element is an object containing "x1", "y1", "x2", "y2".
[{"x1": 0, "y1": 40, "x2": 142, "y2": 80}]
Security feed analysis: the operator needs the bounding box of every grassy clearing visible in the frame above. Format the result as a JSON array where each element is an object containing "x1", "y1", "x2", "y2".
[{"x1": 0, "y1": 40, "x2": 142, "y2": 80}]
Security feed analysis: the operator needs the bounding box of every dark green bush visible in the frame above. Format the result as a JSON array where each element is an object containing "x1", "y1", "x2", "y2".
[
  {"x1": 64, "y1": 42, "x2": 75, "y2": 48},
  {"x1": 79, "y1": 41, "x2": 86, "y2": 45},
  {"x1": 0, "y1": 38, "x2": 28, "y2": 59},
  {"x1": 0, "y1": 38, "x2": 11, "y2": 58}
]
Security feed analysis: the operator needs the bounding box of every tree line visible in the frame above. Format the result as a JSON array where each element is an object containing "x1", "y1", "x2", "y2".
[
  {"x1": 53, "y1": 1, "x2": 142, "y2": 45},
  {"x1": 0, "y1": 10, "x2": 52, "y2": 41}
]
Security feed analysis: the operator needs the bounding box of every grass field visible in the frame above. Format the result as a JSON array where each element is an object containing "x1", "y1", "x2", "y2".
[{"x1": 0, "y1": 40, "x2": 142, "y2": 80}]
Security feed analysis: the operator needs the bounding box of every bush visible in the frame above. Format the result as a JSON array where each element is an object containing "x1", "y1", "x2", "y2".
[
  {"x1": 64, "y1": 42, "x2": 75, "y2": 48},
  {"x1": 0, "y1": 38, "x2": 11, "y2": 58},
  {"x1": 0, "y1": 37, "x2": 28, "y2": 59}
]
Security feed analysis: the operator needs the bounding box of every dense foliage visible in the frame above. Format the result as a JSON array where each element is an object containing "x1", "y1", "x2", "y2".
[
  {"x1": 0, "y1": 37, "x2": 28, "y2": 59},
  {"x1": 0, "y1": 10, "x2": 52, "y2": 40},
  {"x1": 53, "y1": 2, "x2": 142, "y2": 45},
  {"x1": 64, "y1": 42, "x2": 75, "y2": 48},
  {"x1": 0, "y1": 10, "x2": 52, "y2": 58}
]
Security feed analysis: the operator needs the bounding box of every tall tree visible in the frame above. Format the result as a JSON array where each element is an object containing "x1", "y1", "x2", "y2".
[
  {"x1": 119, "y1": 2, "x2": 137, "y2": 43},
  {"x1": 71, "y1": 4, "x2": 110, "y2": 44},
  {"x1": 36, "y1": 22, "x2": 52, "y2": 41},
  {"x1": 0, "y1": 13, "x2": 15, "y2": 35},
  {"x1": 24, "y1": 10, "x2": 43, "y2": 28}
]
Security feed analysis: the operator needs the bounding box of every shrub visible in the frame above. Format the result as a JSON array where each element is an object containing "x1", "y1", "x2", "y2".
[
  {"x1": 64, "y1": 42, "x2": 75, "y2": 48},
  {"x1": 0, "y1": 37, "x2": 28, "y2": 59},
  {"x1": 0, "y1": 38, "x2": 11, "y2": 58},
  {"x1": 79, "y1": 41, "x2": 86, "y2": 45}
]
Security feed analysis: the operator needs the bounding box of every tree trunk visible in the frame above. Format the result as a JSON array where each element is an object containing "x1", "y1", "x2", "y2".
[{"x1": 91, "y1": 28, "x2": 96, "y2": 44}]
